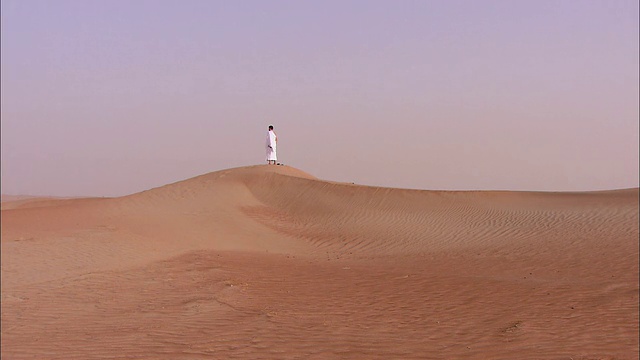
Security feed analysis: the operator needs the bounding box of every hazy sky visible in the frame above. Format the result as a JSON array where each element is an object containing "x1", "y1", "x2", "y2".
[{"x1": 2, "y1": 0, "x2": 638, "y2": 196}]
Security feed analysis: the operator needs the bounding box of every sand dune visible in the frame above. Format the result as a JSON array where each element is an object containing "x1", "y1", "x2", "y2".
[
  {"x1": 1, "y1": 165, "x2": 638, "y2": 359},
  {"x1": 0, "y1": 195, "x2": 75, "y2": 211}
]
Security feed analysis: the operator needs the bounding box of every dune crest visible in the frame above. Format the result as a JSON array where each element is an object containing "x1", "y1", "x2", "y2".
[{"x1": 2, "y1": 165, "x2": 638, "y2": 359}]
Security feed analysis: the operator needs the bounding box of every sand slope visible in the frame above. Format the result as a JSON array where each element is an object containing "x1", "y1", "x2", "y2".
[{"x1": 2, "y1": 165, "x2": 638, "y2": 359}]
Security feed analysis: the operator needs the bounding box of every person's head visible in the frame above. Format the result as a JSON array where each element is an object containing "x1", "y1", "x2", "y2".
[{"x1": 268, "y1": 125, "x2": 274, "y2": 131}]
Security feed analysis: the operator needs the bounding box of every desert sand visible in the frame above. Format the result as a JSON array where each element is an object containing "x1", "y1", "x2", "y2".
[{"x1": 1, "y1": 165, "x2": 638, "y2": 359}]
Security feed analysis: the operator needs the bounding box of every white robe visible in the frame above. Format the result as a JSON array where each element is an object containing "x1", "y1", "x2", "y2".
[{"x1": 266, "y1": 130, "x2": 277, "y2": 161}]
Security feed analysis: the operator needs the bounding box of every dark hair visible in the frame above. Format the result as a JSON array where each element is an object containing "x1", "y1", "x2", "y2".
[{"x1": 268, "y1": 125, "x2": 274, "y2": 130}]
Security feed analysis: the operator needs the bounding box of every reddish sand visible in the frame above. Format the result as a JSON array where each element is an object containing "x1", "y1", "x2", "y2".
[{"x1": 1, "y1": 165, "x2": 638, "y2": 359}]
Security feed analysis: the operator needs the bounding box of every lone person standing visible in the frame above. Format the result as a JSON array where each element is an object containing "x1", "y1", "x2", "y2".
[{"x1": 266, "y1": 124, "x2": 278, "y2": 165}]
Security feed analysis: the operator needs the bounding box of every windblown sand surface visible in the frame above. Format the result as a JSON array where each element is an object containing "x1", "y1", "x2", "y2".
[{"x1": 1, "y1": 165, "x2": 638, "y2": 359}]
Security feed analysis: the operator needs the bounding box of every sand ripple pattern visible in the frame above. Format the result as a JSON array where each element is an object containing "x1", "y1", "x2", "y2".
[{"x1": 242, "y1": 172, "x2": 638, "y2": 259}]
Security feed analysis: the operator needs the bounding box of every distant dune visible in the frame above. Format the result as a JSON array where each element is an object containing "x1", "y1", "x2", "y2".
[
  {"x1": 1, "y1": 194, "x2": 47, "y2": 204},
  {"x1": 0, "y1": 195, "x2": 82, "y2": 210},
  {"x1": 2, "y1": 165, "x2": 638, "y2": 359},
  {"x1": 1, "y1": 195, "x2": 31, "y2": 202}
]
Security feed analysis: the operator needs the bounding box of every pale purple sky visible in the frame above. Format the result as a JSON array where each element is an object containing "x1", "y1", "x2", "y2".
[{"x1": 2, "y1": 0, "x2": 638, "y2": 196}]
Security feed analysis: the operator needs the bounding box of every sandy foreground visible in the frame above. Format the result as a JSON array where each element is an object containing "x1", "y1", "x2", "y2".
[{"x1": 1, "y1": 165, "x2": 638, "y2": 359}]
